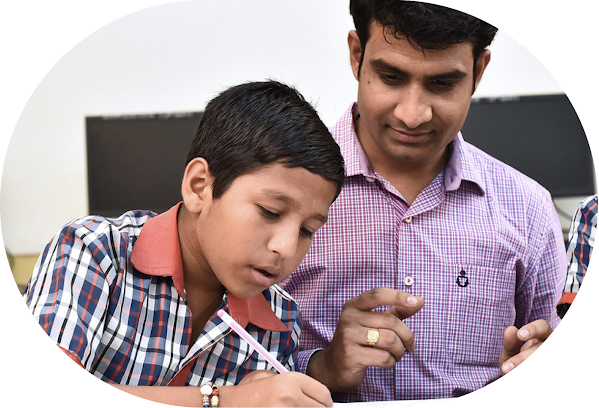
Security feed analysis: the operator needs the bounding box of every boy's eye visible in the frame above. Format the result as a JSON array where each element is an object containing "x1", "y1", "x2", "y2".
[
  {"x1": 300, "y1": 227, "x2": 314, "y2": 239},
  {"x1": 259, "y1": 206, "x2": 279, "y2": 219}
]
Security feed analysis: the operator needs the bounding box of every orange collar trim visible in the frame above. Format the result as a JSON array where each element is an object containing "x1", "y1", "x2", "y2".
[{"x1": 130, "y1": 202, "x2": 287, "y2": 332}]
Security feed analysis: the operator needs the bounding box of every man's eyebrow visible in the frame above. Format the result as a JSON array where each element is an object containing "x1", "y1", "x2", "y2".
[
  {"x1": 370, "y1": 58, "x2": 468, "y2": 80},
  {"x1": 262, "y1": 189, "x2": 328, "y2": 222},
  {"x1": 371, "y1": 59, "x2": 408, "y2": 75}
]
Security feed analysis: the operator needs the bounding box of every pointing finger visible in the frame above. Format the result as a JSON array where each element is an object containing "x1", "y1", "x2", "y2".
[{"x1": 345, "y1": 287, "x2": 423, "y2": 317}]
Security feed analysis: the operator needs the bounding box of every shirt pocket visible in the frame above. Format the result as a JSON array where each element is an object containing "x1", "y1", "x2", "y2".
[{"x1": 445, "y1": 264, "x2": 516, "y2": 366}]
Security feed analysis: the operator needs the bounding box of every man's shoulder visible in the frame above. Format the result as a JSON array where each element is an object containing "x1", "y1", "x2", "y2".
[
  {"x1": 329, "y1": 104, "x2": 356, "y2": 142},
  {"x1": 463, "y1": 140, "x2": 551, "y2": 201}
]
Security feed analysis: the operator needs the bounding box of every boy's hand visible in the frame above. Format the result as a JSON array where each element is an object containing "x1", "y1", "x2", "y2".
[
  {"x1": 113, "y1": 371, "x2": 331, "y2": 407},
  {"x1": 224, "y1": 371, "x2": 333, "y2": 407},
  {"x1": 499, "y1": 319, "x2": 553, "y2": 375},
  {"x1": 306, "y1": 287, "x2": 424, "y2": 393}
]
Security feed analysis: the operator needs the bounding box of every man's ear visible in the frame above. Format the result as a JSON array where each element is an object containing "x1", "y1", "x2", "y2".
[
  {"x1": 473, "y1": 49, "x2": 492, "y2": 93},
  {"x1": 181, "y1": 158, "x2": 213, "y2": 214},
  {"x1": 348, "y1": 30, "x2": 363, "y2": 81}
]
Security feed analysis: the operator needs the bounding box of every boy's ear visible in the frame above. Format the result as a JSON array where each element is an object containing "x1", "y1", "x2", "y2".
[{"x1": 181, "y1": 158, "x2": 213, "y2": 214}]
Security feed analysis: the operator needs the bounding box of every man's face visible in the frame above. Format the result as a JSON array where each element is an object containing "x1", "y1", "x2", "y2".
[
  {"x1": 195, "y1": 162, "x2": 337, "y2": 299},
  {"x1": 350, "y1": 22, "x2": 490, "y2": 170}
]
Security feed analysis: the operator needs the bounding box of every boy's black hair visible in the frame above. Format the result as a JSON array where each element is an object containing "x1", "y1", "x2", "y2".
[
  {"x1": 186, "y1": 80, "x2": 345, "y2": 200},
  {"x1": 350, "y1": 0, "x2": 498, "y2": 89}
]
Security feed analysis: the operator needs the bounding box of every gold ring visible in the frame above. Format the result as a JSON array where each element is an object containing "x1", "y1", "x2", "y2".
[{"x1": 366, "y1": 328, "x2": 380, "y2": 347}]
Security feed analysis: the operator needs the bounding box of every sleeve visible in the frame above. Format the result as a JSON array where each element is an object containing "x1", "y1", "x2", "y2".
[
  {"x1": 560, "y1": 195, "x2": 598, "y2": 304},
  {"x1": 24, "y1": 218, "x2": 122, "y2": 370},
  {"x1": 515, "y1": 192, "x2": 567, "y2": 330},
  {"x1": 296, "y1": 349, "x2": 320, "y2": 374}
]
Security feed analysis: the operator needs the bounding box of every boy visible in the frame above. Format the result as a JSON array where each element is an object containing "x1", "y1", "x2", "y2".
[{"x1": 24, "y1": 80, "x2": 344, "y2": 407}]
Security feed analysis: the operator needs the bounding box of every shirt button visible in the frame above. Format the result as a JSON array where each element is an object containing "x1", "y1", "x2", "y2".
[
  {"x1": 365, "y1": 177, "x2": 375, "y2": 183},
  {"x1": 404, "y1": 276, "x2": 414, "y2": 286},
  {"x1": 404, "y1": 217, "x2": 413, "y2": 223}
]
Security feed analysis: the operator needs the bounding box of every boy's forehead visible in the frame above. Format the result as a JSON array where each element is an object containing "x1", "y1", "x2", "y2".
[{"x1": 234, "y1": 163, "x2": 337, "y2": 201}]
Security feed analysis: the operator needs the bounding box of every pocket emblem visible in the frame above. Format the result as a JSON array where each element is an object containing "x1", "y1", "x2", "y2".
[{"x1": 456, "y1": 270, "x2": 469, "y2": 287}]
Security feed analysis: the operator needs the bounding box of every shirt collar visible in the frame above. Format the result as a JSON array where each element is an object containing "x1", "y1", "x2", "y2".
[
  {"x1": 130, "y1": 202, "x2": 287, "y2": 332},
  {"x1": 338, "y1": 103, "x2": 485, "y2": 195},
  {"x1": 444, "y1": 132, "x2": 486, "y2": 194}
]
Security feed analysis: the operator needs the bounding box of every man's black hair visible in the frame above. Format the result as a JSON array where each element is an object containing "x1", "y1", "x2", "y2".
[
  {"x1": 186, "y1": 80, "x2": 345, "y2": 200},
  {"x1": 350, "y1": 0, "x2": 498, "y2": 89}
]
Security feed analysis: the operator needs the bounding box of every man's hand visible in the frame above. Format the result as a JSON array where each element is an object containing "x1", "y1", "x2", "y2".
[
  {"x1": 306, "y1": 287, "x2": 424, "y2": 393},
  {"x1": 499, "y1": 319, "x2": 553, "y2": 375}
]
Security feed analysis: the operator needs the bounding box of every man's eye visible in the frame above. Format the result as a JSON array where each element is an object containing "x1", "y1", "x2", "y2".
[
  {"x1": 259, "y1": 207, "x2": 279, "y2": 219},
  {"x1": 433, "y1": 80, "x2": 457, "y2": 89},
  {"x1": 380, "y1": 74, "x2": 401, "y2": 84}
]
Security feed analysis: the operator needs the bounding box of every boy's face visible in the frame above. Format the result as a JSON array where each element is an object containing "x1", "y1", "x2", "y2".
[
  {"x1": 195, "y1": 162, "x2": 337, "y2": 299},
  {"x1": 349, "y1": 21, "x2": 490, "y2": 171}
]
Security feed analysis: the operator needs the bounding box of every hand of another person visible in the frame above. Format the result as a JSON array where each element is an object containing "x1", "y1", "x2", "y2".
[
  {"x1": 306, "y1": 287, "x2": 424, "y2": 393},
  {"x1": 224, "y1": 370, "x2": 333, "y2": 407},
  {"x1": 499, "y1": 319, "x2": 553, "y2": 375}
]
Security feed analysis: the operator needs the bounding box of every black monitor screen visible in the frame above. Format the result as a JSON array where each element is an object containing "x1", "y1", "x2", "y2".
[
  {"x1": 461, "y1": 94, "x2": 595, "y2": 198},
  {"x1": 86, "y1": 112, "x2": 202, "y2": 218}
]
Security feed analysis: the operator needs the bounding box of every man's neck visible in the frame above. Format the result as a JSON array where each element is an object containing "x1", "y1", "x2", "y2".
[
  {"x1": 355, "y1": 118, "x2": 449, "y2": 206},
  {"x1": 376, "y1": 155, "x2": 448, "y2": 205}
]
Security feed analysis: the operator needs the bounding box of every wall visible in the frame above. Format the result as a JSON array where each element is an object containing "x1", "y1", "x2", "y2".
[{"x1": 1, "y1": 0, "x2": 580, "y2": 262}]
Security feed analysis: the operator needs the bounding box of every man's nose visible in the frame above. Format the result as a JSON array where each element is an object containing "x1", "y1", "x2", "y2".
[{"x1": 394, "y1": 85, "x2": 433, "y2": 128}]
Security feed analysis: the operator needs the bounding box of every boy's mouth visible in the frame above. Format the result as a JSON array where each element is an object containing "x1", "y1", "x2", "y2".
[{"x1": 256, "y1": 268, "x2": 273, "y2": 277}]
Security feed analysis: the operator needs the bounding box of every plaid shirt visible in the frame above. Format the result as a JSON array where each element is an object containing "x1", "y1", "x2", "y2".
[
  {"x1": 559, "y1": 194, "x2": 597, "y2": 304},
  {"x1": 25, "y1": 203, "x2": 300, "y2": 387},
  {"x1": 281, "y1": 104, "x2": 566, "y2": 402}
]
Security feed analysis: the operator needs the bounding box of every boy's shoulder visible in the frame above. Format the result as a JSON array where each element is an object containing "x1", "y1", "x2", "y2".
[
  {"x1": 40, "y1": 209, "x2": 159, "y2": 274},
  {"x1": 61, "y1": 209, "x2": 157, "y2": 243}
]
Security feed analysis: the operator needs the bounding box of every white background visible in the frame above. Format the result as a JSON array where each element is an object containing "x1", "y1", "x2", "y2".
[
  {"x1": 0, "y1": 0, "x2": 572, "y2": 256},
  {"x1": 1, "y1": 0, "x2": 596, "y2": 406}
]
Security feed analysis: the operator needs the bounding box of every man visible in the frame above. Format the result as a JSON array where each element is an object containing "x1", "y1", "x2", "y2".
[{"x1": 281, "y1": 0, "x2": 566, "y2": 402}]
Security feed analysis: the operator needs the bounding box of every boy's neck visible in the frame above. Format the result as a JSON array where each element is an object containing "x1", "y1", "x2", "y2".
[
  {"x1": 185, "y1": 285, "x2": 226, "y2": 346},
  {"x1": 177, "y1": 205, "x2": 227, "y2": 345}
]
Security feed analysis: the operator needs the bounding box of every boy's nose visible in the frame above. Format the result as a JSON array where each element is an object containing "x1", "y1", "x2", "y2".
[{"x1": 267, "y1": 226, "x2": 299, "y2": 260}]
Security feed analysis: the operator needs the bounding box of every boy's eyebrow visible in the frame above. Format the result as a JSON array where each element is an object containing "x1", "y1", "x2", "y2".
[
  {"x1": 370, "y1": 58, "x2": 468, "y2": 80},
  {"x1": 262, "y1": 189, "x2": 328, "y2": 222}
]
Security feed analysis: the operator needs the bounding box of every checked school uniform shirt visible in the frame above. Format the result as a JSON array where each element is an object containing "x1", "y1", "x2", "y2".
[
  {"x1": 25, "y1": 202, "x2": 300, "y2": 386},
  {"x1": 559, "y1": 194, "x2": 597, "y2": 305},
  {"x1": 281, "y1": 103, "x2": 567, "y2": 402}
]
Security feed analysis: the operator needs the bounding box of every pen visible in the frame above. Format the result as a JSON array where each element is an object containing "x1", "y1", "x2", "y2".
[{"x1": 217, "y1": 309, "x2": 289, "y2": 374}]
